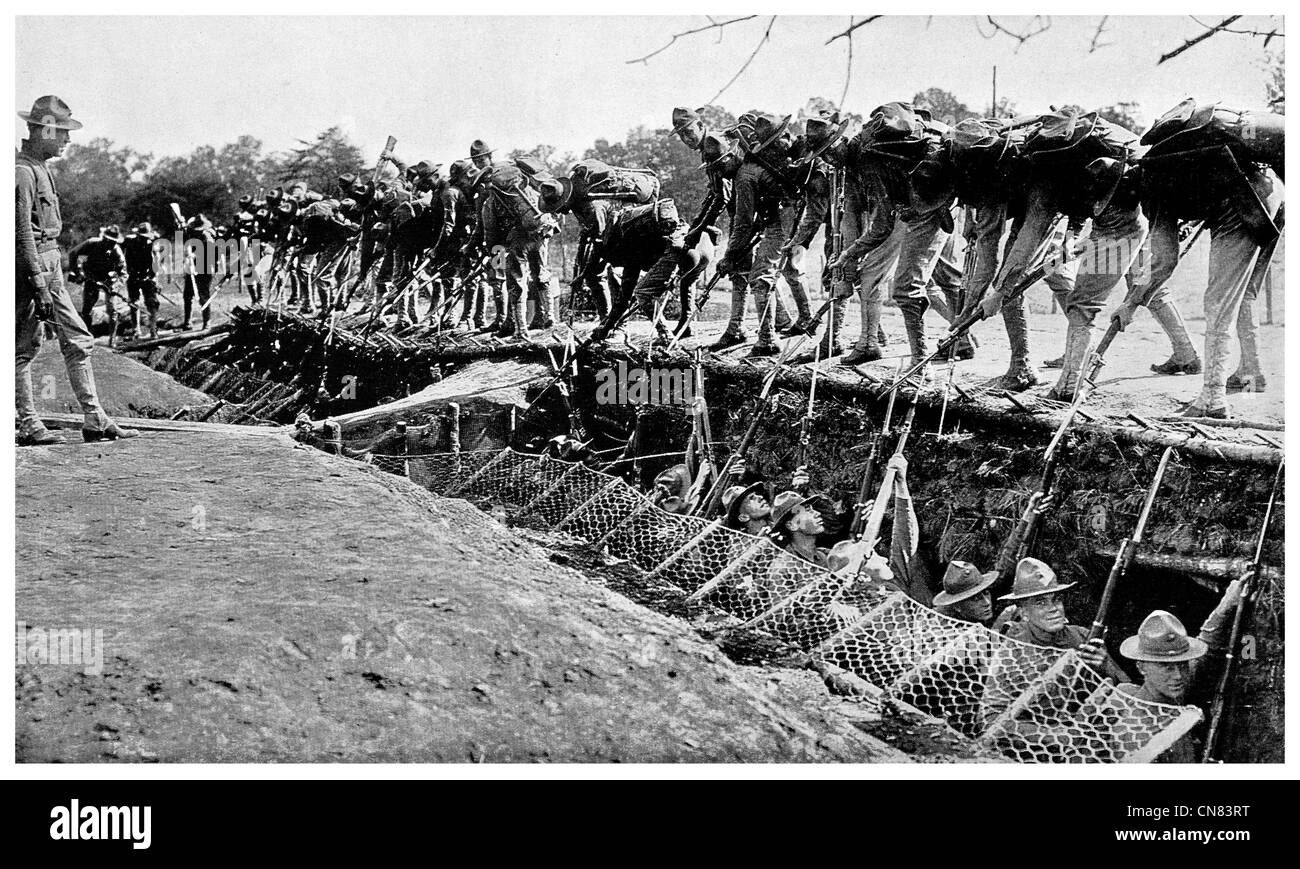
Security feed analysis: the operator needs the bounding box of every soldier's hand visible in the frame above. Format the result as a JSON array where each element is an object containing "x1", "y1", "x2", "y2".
[
  {"x1": 1110, "y1": 303, "x2": 1137, "y2": 332},
  {"x1": 1076, "y1": 638, "x2": 1108, "y2": 669},
  {"x1": 827, "y1": 252, "x2": 848, "y2": 272},
  {"x1": 791, "y1": 465, "x2": 810, "y2": 490},
  {"x1": 1221, "y1": 578, "x2": 1246, "y2": 610},
  {"x1": 979, "y1": 292, "x2": 1003, "y2": 319},
  {"x1": 34, "y1": 285, "x2": 54, "y2": 322},
  {"x1": 886, "y1": 454, "x2": 908, "y2": 476},
  {"x1": 715, "y1": 256, "x2": 733, "y2": 278},
  {"x1": 683, "y1": 228, "x2": 702, "y2": 249}
]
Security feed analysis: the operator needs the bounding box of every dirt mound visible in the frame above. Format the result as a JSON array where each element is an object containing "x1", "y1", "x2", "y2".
[
  {"x1": 29, "y1": 339, "x2": 214, "y2": 420},
  {"x1": 16, "y1": 430, "x2": 914, "y2": 762}
]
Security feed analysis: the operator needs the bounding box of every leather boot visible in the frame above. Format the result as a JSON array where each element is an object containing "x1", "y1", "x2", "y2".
[
  {"x1": 996, "y1": 299, "x2": 1039, "y2": 391},
  {"x1": 529, "y1": 280, "x2": 555, "y2": 329},
  {"x1": 499, "y1": 284, "x2": 527, "y2": 339},
  {"x1": 898, "y1": 298, "x2": 931, "y2": 365},
  {"x1": 1047, "y1": 311, "x2": 1095, "y2": 402},
  {"x1": 817, "y1": 297, "x2": 847, "y2": 358},
  {"x1": 1149, "y1": 299, "x2": 1202, "y2": 375},
  {"x1": 181, "y1": 298, "x2": 192, "y2": 330},
  {"x1": 842, "y1": 299, "x2": 884, "y2": 365}
]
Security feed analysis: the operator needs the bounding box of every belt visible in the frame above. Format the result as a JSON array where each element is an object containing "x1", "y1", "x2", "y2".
[{"x1": 37, "y1": 240, "x2": 60, "y2": 253}]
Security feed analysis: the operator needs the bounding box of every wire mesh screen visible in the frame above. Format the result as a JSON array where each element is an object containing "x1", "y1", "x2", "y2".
[{"x1": 363, "y1": 446, "x2": 1201, "y2": 763}]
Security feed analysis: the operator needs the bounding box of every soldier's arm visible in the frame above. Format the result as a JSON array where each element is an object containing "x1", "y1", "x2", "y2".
[
  {"x1": 724, "y1": 168, "x2": 758, "y2": 260},
  {"x1": 112, "y1": 244, "x2": 128, "y2": 275},
  {"x1": 1120, "y1": 210, "x2": 1179, "y2": 308},
  {"x1": 990, "y1": 185, "x2": 1057, "y2": 298},
  {"x1": 841, "y1": 194, "x2": 896, "y2": 261},
  {"x1": 888, "y1": 463, "x2": 925, "y2": 602},
  {"x1": 792, "y1": 171, "x2": 830, "y2": 249},
  {"x1": 15, "y1": 167, "x2": 44, "y2": 288}
]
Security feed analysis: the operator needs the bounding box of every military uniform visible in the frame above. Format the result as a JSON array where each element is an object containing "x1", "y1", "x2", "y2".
[
  {"x1": 720, "y1": 113, "x2": 803, "y2": 354},
  {"x1": 15, "y1": 95, "x2": 129, "y2": 445},
  {"x1": 479, "y1": 161, "x2": 555, "y2": 337},
  {"x1": 1120, "y1": 102, "x2": 1285, "y2": 416},
  {"x1": 121, "y1": 224, "x2": 162, "y2": 336},
  {"x1": 68, "y1": 230, "x2": 128, "y2": 332}
]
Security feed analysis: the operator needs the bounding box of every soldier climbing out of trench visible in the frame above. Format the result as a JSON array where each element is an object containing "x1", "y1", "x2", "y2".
[{"x1": 1111, "y1": 583, "x2": 1242, "y2": 763}]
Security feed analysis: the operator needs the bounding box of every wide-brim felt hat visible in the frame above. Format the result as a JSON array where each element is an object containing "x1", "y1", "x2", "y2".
[
  {"x1": 1119, "y1": 610, "x2": 1208, "y2": 663},
  {"x1": 133, "y1": 222, "x2": 156, "y2": 237},
  {"x1": 539, "y1": 176, "x2": 573, "y2": 213},
  {"x1": 932, "y1": 560, "x2": 998, "y2": 607},
  {"x1": 999, "y1": 556, "x2": 1077, "y2": 601},
  {"x1": 100, "y1": 225, "x2": 125, "y2": 243},
  {"x1": 769, "y1": 490, "x2": 816, "y2": 532},
  {"x1": 18, "y1": 94, "x2": 83, "y2": 130},
  {"x1": 670, "y1": 106, "x2": 704, "y2": 136},
  {"x1": 1085, "y1": 155, "x2": 1134, "y2": 216},
  {"x1": 751, "y1": 113, "x2": 793, "y2": 154},
  {"x1": 469, "y1": 139, "x2": 494, "y2": 159},
  {"x1": 698, "y1": 132, "x2": 732, "y2": 169},
  {"x1": 725, "y1": 480, "x2": 769, "y2": 529}
]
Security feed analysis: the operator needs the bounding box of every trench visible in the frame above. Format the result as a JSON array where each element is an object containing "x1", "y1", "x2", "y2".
[{"x1": 123, "y1": 306, "x2": 1285, "y2": 763}]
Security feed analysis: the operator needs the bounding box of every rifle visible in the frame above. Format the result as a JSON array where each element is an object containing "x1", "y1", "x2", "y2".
[
  {"x1": 1202, "y1": 457, "x2": 1284, "y2": 762},
  {"x1": 937, "y1": 209, "x2": 979, "y2": 437},
  {"x1": 850, "y1": 359, "x2": 906, "y2": 538},
  {"x1": 794, "y1": 337, "x2": 822, "y2": 474},
  {"x1": 372, "y1": 136, "x2": 397, "y2": 183},
  {"x1": 1087, "y1": 446, "x2": 1175, "y2": 642},
  {"x1": 831, "y1": 394, "x2": 920, "y2": 579}
]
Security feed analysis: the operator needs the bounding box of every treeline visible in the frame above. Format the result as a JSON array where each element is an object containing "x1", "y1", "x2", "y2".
[{"x1": 50, "y1": 90, "x2": 1148, "y2": 248}]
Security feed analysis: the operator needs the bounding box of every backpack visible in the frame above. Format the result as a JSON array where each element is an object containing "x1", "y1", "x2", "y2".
[
  {"x1": 568, "y1": 159, "x2": 660, "y2": 205},
  {"x1": 1142, "y1": 99, "x2": 1284, "y2": 179}
]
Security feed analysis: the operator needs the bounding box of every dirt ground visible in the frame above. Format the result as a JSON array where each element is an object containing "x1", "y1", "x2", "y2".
[
  {"x1": 28, "y1": 338, "x2": 215, "y2": 420},
  {"x1": 16, "y1": 424, "x2": 927, "y2": 763},
  {"x1": 624, "y1": 297, "x2": 1285, "y2": 431}
]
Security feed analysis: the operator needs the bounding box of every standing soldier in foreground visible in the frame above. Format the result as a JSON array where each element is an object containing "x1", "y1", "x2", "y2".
[{"x1": 15, "y1": 95, "x2": 137, "y2": 445}]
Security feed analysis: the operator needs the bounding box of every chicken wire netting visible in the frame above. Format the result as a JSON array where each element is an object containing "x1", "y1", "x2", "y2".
[{"x1": 365, "y1": 446, "x2": 1202, "y2": 763}]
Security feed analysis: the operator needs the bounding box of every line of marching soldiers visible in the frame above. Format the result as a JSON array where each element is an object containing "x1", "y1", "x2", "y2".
[{"x1": 661, "y1": 99, "x2": 1282, "y2": 421}]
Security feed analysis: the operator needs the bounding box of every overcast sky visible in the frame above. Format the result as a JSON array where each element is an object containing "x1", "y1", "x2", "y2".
[{"x1": 15, "y1": 13, "x2": 1283, "y2": 167}]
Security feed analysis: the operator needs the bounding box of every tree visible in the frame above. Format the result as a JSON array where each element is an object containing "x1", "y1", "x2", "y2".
[
  {"x1": 274, "y1": 125, "x2": 365, "y2": 195},
  {"x1": 912, "y1": 88, "x2": 979, "y2": 126},
  {"x1": 1097, "y1": 101, "x2": 1145, "y2": 134},
  {"x1": 1264, "y1": 50, "x2": 1284, "y2": 111},
  {"x1": 54, "y1": 138, "x2": 150, "y2": 244}
]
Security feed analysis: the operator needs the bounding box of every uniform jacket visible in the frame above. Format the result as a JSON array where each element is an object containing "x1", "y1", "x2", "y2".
[
  {"x1": 16, "y1": 148, "x2": 62, "y2": 284},
  {"x1": 68, "y1": 237, "x2": 127, "y2": 280}
]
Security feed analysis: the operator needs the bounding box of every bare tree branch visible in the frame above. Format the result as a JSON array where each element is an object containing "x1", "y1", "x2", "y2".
[
  {"x1": 826, "y1": 15, "x2": 882, "y2": 46},
  {"x1": 1158, "y1": 15, "x2": 1245, "y2": 64},
  {"x1": 1088, "y1": 16, "x2": 1112, "y2": 53},
  {"x1": 839, "y1": 16, "x2": 854, "y2": 109},
  {"x1": 708, "y1": 16, "x2": 778, "y2": 104},
  {"x1": 977, "y1": 15, "x2": 1052, "y2": 50},
  {"x1": 1189, "y1": 15, "x2": 1284, "y2": 40},
  {"x1": 626, "y1": 15, "x2": 757, "y2": 65}
]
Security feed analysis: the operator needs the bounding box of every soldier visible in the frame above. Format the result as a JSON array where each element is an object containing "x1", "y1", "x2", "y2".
[
  {"x1": 716, "y1": 112, "x2": 804, "y2": 356},
  {"x1": 827, "y1": 103, "x2": 961, "y2": 377},
  {"x1": 121, "y1": 222, "x2": 162, "y2": 337},
  {"x1": 180, "y1": 215, "x2": 219, "y2": 329},
  {"x1": 1112, "y1": 101, "x2": 1284, "y2": 417},
  {"x1": 231, "y1": 207, "x2": 263, "y2": 307},
  {"x1": 16, "y1": 95, "x2": 136, "y2": 445},
  {"x1": 295, "y1": 197, "x2": 361, "y2": 315},
  {"x1": 722, "y1": 481, "x2": 772, "y2": 535},
  {"x1": 769, "y1": 491, "x2": 835, "y2": 567},
  {"x1": 980, "y1": 557, "x2": 1127, "y2": 737},
  {"x1": 787, "y1": 113, "x2": 850, "y2": 357},
  {"x1": 479, "y1": 160, "x2": 557, "y2": 337},
  {"x1": 1113, "y1": 580, "x2": 1243, "y2": 762},
  {"x1": 979, "y1": 109, "x2": 1148, "y2": 401},
  {"x1": 650, "y1": 464, "x2": 693, "y2": 516},
  {"x1": 470, "y1": 139, "x2": 494, "y2": 171},
  {"x1": 931, "y1": 561, "x2": 998, "y2": 625},
  {"x1": 68, "y1": 225, "x2": 128, "y2": 335}
]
